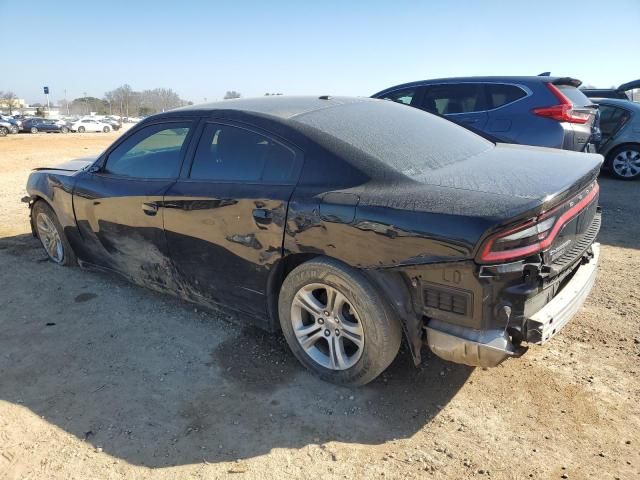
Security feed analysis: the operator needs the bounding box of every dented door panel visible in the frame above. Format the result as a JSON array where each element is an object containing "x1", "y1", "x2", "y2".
[{"x1": 163, "y1": 181, "x2": 294, "y2": 320}]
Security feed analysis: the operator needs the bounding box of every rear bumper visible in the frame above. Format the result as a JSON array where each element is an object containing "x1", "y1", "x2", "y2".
[
  {"x1": 526, "y1": 242, "x2": 599, "y2": 344},
  {"x1": 425, "y1": 243, "x2": 600, "y2": 367}
]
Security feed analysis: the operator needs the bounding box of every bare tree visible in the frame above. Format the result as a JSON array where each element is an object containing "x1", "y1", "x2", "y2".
[
  {"x1": 1, "y1": 91, "x2": 19, "y2": 115},
  {"x1": 224, "y1": 90, "x2": 241, "y2": 100}
]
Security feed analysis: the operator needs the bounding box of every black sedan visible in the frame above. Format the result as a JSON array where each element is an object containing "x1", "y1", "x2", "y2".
[
  {"x1": 24, "y1": 96, "x2": 602, "y2": 385},
  {"x1": 22, "y1": 118, "x2": 70, "y2": 134}
]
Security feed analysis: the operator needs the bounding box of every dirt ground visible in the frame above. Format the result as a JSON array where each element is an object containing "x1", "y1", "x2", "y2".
[{"x1": 0, "y1": 132, "x2": 638, "y2": 480}]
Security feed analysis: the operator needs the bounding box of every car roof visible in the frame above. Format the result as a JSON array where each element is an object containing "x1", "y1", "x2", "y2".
[
  {"x1": 171, "y1": 95, "x2": 368, "y2": 121},
  {"x1": 592, "y1": 97, "x2": 640, "y2": 110},
  {"x1": 372, "y1": 76, "x2": 579, "y2": 95}
]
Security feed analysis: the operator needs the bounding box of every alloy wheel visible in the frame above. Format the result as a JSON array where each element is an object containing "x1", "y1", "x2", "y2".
[
  {"x1": 612, "y1": 149, "x2": 640, "y2": 178},
  {"x1": 290, "y1": 283, "x2": 364, "y2": 370},
  {"x1": 36, "y1": 212, "x2": 64, "y2": 263}
]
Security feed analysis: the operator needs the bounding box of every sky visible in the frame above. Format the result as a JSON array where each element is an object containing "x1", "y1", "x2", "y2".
[{"x1": 2, "y1": 0, "x2": 639, "y2": 105}]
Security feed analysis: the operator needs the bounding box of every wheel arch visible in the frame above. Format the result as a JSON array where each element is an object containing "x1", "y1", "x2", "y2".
[
  {"x1": 604, "y1": 142, "x2": 640, "y2": 165},
  {"x1": 266, "y1": 253, "x2": 421, "y2": 364}
]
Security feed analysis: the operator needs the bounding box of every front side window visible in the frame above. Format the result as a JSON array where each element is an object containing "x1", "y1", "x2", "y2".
[
  {"x1": 422, "y1": 84, "x2": 486, "y2": 115},
  {"x1": 105, "y1": 122, "x2": 191, "y2": 178},
  {"x1": 190, "y1": 123, "x2": 297, "y2": 183},
  {"x1": 379, "y1": 88, "x2": 416, "y2": 106}
]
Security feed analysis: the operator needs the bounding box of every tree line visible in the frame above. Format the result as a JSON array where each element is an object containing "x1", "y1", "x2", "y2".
[{"x1": 62, "y1": 85, "x2": 192, "y2": 117}]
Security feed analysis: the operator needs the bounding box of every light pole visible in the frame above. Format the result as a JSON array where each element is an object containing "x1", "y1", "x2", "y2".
[{"x1": 84, "y1": 92, "x2": 89, "y2": 115}]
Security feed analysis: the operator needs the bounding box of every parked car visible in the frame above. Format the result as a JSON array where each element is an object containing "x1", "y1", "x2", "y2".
[
  {"x1": 24, "y1": 96, "x2": 602, "y2": 386},
  {"x1": 372, "y1": 76, "x2": 600, "y2": 152},
  {"x1": 101, "y1": 117, "x2": 121, "y2": 131},
  {"x1": 21, "y1": 118, "x2": 46, "y2": 133},
  {"x1": 71, "y1": 118, "x2": 112, "y2": 133},
  {"x1": 592, "y1": 98, "x2": 640, "y2": 180},
  {"x1": 0, "y1": 119, "x2": 13, "y2": 136},
  {"x1": 23, "y1": 118, "x2": 69, "y2": 133},
  {"x1": 582, "y1": 79, "x2": 640, "y2": 101},
  {"x1": 0, "y1": 114, "x2": 20, "y2": 133}
]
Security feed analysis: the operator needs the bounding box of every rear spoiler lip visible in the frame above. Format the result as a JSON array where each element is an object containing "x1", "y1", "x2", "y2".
[{"x1": 552, "y1": 77, "x2": 582, "y2": 88}]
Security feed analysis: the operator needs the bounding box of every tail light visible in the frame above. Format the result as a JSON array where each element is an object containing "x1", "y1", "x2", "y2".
[
  {"x1": 478, "y1": 183, "x2": 599, "y2": 263},
  {"x1": 532, "y1": 83, "x2": 591, "y2": 124}
]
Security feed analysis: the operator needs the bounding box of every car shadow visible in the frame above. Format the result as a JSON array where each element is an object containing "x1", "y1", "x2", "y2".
[{"x1": 0, "y1": 233, "x2": 472, "y2": 468}]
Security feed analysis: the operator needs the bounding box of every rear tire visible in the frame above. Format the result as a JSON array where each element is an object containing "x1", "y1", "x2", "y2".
[
  {"x1": 9, "y1": 125, "x2": 18, "y2": 134},
  {"x1": 607, "y1": 145, "x2": 640, "y2": 180},
  {"x1": 0, "y1": 126, "x2": 7, "y2": 137},
  {"x1": 31, "y1": 127, "x2": 38, "y2": 134},
  {"x1": 103, "y1": 126, "x2": 110, "y2": 133},
  {"x1": 278, "y1": 257, "x2": 402, "y2": 386},
  {"x1": 32, "y1": 201, "x2": 77, "y2": 266},
  {"x1": 61, "y1": 126, "x2": 69, "y2": 133},
  {"x1": 78, "y1": 126, "x2": 85, "y2": 133}
]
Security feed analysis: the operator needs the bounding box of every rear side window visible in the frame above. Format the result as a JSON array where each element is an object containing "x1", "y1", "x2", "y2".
[
  {"x1": 105, "y1": 122, "x2": 191, "y2": 178},
  {"x1": 379, "y1": 88, "x2": 416, "y2": 105},
  {"x1": 598, "y1": 104, "x2": 630, "y2": 138},
  {"x1": 422, "y1": 84, "x2": 486, "y2": 114},
  {"x1": 486, "y1": 84, "x2": 527, "y2": 109},
  {"x1": 556, "y1": 85, "x2": 592, "y2": 106},
  {"x1": 190, "y1": 123, "x2": 297, "y2": 183}
]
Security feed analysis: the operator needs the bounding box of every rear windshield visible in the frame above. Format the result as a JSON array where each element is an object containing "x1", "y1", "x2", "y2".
[
  {"x1": 556, "y1": 85, "x2": 592, "y2": 106},
  {"x1": 292, "y1": 99, "x2": 493, "y2": 176}
]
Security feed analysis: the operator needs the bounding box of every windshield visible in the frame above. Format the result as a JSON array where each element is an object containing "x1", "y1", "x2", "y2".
[{"x1": 293, "y1": 99, "x2": 493, "y2": 176}]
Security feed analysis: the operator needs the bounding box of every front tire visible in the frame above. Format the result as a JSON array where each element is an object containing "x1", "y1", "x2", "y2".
[
  {"x1": 31, "y1": 127, "x2": 38, "y2": 134},
  {"x1": 32, "y1": 201, "x2": 77, "y2": 266},
  {"x1": 103, "y1": 126, "x2": 110, "y2": 133},
  {"x1": 278, "y1": 258, "x2": 402, "y2": 386},
  {"x1": 60, "y1": 126, "x2": 69, "y2": 133},
  {"x1": 9, "y1": 125, "x2": 18, "y2": 134},
  {"x1": 607, "y1": 145, "x2": 640, "y2": 180},
  {"x1": 0, "y1": 126, "x2": 7, "y2": 136}
]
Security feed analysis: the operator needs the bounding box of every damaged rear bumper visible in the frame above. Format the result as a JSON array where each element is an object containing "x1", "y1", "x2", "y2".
[{"x1": 425, "y1": 243, "x2": 600, "y2": 367}]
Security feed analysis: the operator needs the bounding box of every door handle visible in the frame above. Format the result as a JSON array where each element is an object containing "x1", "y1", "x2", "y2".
[
  {"x1": 252, "y1": 208, "x2": 273, "y2": 225},
  {"x1": 142, "y1": 202, "x2": 159, "y2": 216}
]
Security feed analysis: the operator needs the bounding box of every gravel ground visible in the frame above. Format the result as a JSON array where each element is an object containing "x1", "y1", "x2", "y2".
[{"x1": 0, "y1": 132, "x2": 639, "y2": 480}]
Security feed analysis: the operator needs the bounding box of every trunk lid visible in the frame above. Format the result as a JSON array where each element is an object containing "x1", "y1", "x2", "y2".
[{"x1": 415, "y1": 143, "x2": 602, "y2": 208}]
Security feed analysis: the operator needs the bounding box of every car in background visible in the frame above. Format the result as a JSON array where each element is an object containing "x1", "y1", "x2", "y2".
[
  {"x1": 582, "y1": 79, "x2": 640, "y2": 101},
  {"x1": 21, "y1": 118, "x2": 70, "y2": 134},
  {"x1": 101, "y1": 117, "x2": 121, "y2": 131},
  {"x1": 0, "y1": 114, "x2": 21, "y2": 133},
  {"x1": 71, "y1": 118, "x2": 112, "y2": 133},
  {"x1": 24, "y1": 96, "x2": 602, "y2": 385},
  {"x1": 592, "y1": 98, "x2": 640, "y2": 180},
  {"x1": 0, "y1": 118, "x2": 14, "y2": 136},
  {"x1": 372, "y1": 76, "x2": 600, "y2": 152},
  {"x1": 21, "y1": 118, "x2": 46, "y2": 133}
]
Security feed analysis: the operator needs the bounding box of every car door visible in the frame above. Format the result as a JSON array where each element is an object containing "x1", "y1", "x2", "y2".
[
  {"x1": 597, "y1": 103, "x2": 631, "y2": 147},
  {"x1": 420, "y1": 83, "x2": 489, "y2": 129},
  {"x1": 72, "y1": 120, "x2": 195, "y2": 289},
  {"x1": 163, "y1": 120, "x2": 302, "y2": 321}
]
